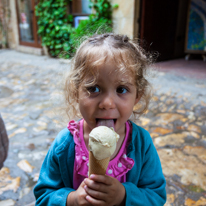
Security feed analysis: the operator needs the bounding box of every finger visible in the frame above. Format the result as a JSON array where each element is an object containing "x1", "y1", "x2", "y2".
[
  {"x1": 89, "y1": 174, "x2": 112, "y2": 185},
  {"x1": 84, "y1": 178, "x2": 107, "y2": 193},
  {"x1": 80, "y1": 180, "x2": 86, "y2": 187},
  {"x1": 84, "y1": 185, "x2": 107, "y2": 200},
  {"x1": 86, "y1": 194, "x2": 106, "y2": 206}
]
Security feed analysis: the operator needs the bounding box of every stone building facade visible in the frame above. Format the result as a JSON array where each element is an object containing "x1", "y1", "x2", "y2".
[
  {"x1": 2, "y1": 0, "x2": 201, "y2": 61},
  {"x1": 0, "y1": 0, "x2": 139, "y2": 56}
]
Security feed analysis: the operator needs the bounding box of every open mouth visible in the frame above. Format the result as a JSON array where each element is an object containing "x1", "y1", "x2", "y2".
[{"x1": 96, "y1": 119, "x2": 116, "y2": 129}]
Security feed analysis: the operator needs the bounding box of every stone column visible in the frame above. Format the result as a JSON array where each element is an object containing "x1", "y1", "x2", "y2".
[
  {"x1": 9, "y1": 0, "x2": 19, "y2": 49},
  {"x1": 112, "y1": 0, "x2": 140, "y2": 40}
]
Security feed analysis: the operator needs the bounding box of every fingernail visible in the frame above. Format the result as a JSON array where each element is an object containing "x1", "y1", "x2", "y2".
[
  {"x1": 90, "y1": 174, "x2": 95, "y2": 178},
  {"x1": 84, "y1": 185, "x2": 87, "y2": 190}
]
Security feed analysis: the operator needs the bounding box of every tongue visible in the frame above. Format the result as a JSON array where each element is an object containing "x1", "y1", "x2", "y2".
[{"x1": 96, "y1": 119, "x2": 115, "y2": 129}]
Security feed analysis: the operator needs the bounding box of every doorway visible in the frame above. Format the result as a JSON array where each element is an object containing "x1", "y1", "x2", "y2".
[
  {"x1": 139, "y1": 0, "x2": 188, "y2": 61},
  {"x1": 16, "y1": 0, "x2": 41, "y2": 48}
]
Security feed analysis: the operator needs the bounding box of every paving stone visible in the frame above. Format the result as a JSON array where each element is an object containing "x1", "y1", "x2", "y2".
[
  {"x1": 158, "y1": 149, "x2": 206, "y2": 191},
  {"x1": 29, "y1": 111, "x2": 42, "y2": 120},
  {"x1": 0, "y1": 199, "x2": 16, "y2": 206},
  {"x1": 17, "y1": 160, "x2": 34, "y2": 173},
  {"x1": 0, "y1": 86, "x2": 14, "y2": 98},
  {"x1": 1, "y1": 50, "x2": 206, "y2": 205},
  {"x1": 154, "y1": 133, "x2": 187, "y2": 147},
  {"x1": 0, "y1": 168, "x2": 21, "y2": 195}
]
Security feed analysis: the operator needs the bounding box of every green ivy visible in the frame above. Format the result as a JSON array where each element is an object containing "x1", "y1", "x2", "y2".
[
  {"x1": 35, "y1": 0, "x2": 118, "y2": 58},
  {"x1": 69, "y1": 17, "x2": 113, "y2": 54},
  {"x1": 69, "y1": 0, "x2": 118, "y2": 55},
  {"x1": 89, "y1": 0, "x2": 118, "y2": 21},
  {"x1": 35, "y1": 0, "x2": 73, "y2": 58}
]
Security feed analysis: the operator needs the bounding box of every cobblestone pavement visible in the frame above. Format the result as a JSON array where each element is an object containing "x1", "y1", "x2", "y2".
[{"x1": 0, "y1": 49, "x2": 206, "y2": 206}]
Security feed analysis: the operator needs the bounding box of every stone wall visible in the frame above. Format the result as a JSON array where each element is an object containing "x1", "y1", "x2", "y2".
[
  {"x1": 3, "y1": 0, "x2": 139, "y2": 52},
  {"x1": 9, "y1": 0, "x2": 19, "y2": 49},
  {"x1": 0, "y1": 0, "x2": 15, "y2": 48},
  {"x1": 0, "y1": 0, "x2": 18, "y2": 49},
  {"x1": 112, "y1": 0, "x2": 139, "y2": 39}
]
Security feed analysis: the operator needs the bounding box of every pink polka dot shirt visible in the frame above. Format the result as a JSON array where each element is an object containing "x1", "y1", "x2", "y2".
[{"x1": 67, "y1": 119, "x2": 134, "y2": 190}]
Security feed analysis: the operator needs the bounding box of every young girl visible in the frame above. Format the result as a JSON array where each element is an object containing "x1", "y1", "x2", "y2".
[{"x1": 34, "y1": 33, "x2": 166, "y2": 206}]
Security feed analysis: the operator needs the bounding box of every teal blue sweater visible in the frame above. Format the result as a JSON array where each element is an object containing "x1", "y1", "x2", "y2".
[{"x1": 34, "y1": 121, "x2": 166, "y2": 205}]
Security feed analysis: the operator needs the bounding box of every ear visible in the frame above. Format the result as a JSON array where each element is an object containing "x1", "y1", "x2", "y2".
[
  {"x1": 134, "y1": 92, "x2": 142, "y2": 105},
  {"x1": 134, "y1": 97, "x2": 139, "y2": 105},
  {"x1": 133, "y1": 95, "x2": 141, "y2": 111}
]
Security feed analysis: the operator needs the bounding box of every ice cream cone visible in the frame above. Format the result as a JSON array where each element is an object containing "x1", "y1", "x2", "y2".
[{"x1": 89, "y1": 151, "x2": 110, "y2": 176}]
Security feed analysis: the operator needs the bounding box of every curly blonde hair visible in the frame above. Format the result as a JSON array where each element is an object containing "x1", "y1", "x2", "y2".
[{"x1": 64, "y1": 33, "x2": 153, "y2": 120}]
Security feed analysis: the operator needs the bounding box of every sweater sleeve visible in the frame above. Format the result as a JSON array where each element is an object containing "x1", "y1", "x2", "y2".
[
  {"x1": 0, "y1": 113, "x2": 9, "y2": 169},
  {"x1": 33, "y1": 129, "x2": 75, "y2": 206},
  {"x1": 123, "y1": 129, "x2": 166, "y2": 206}
]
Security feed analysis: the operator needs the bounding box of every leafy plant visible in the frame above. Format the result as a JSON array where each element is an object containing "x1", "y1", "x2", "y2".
[
  {"x1": 35, "y1": 0, "x2": 73, "y2": 58},
  {"x1": 69, "y1": 17, "x2": 112, "y2": 53},
  {"x1": 89, "y1": 0, "x2": 118, "y2": 21},
  {"x1": 35, "y1": 0, "x2": 118, "y2": 58},
  {"x1": 69, "y1": 0, "x2": 118, "y2": 55}
]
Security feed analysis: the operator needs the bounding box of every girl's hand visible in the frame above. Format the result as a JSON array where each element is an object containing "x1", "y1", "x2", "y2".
[
  {"x1": 66, "y1": 180, "x2": 93, "y2": 206},
  {"x1": 84, "y1": 174, "x2": 126, "y2": 206}
]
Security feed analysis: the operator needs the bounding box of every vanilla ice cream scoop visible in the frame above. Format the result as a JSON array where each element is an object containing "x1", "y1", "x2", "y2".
[{"x1": 89, "y1": 126, "x2": 120, "y2": 160}]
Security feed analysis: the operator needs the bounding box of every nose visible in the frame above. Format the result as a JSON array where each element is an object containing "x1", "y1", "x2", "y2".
[{"x1": 99, "y1": 93, "x2": 116, "y2": 110}]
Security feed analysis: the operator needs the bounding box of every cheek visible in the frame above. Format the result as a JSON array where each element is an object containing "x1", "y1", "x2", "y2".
[
  {"x1": 79, "y1": 99, "x2": 90, "y2": 113},
  {"x1": 120, "y1": 101, "x2": 134, "y2": 116},
  {"x1": 79, "y1": 98, "x2": 95, "y2": 116},
  {"x1": 78, "y1": 90, "x2": 89, "y2": 107},
  {"x1": 79, "y1": 102, "x2": 89, "y2": 120}
]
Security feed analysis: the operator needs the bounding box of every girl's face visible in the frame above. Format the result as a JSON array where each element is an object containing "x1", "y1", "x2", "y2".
[{"x1": 78, "y1": 59, "x2": 139, "y2": 137}]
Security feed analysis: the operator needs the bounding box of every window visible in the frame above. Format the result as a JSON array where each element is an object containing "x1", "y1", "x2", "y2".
[
  {"x1": 16, "y1": 0, "x2": 41, "y2": 47},
  {"x1": 68, "y1": 0, "x2": 92, "y2": 27},
  {"x1": 71, "y1": 0, "x2": 92, "y2": 15}
]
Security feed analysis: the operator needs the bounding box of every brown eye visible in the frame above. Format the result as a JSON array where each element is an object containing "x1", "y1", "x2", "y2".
[
  {"x1": 86, "y1": 86, "x2": 100, "y2": 93},
  {"x1": 116, "y1": 86, "x2": 128, "y2": 94}
]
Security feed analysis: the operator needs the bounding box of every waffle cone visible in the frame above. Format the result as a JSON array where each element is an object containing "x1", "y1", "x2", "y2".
[{"x1": 89, "y1": 151, "x2": 110, "y2": 176}]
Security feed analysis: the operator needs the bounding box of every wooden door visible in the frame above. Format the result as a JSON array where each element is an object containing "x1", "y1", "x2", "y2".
[
  {"x1": 16, "y1": 0, "x2": 41, "y2": 48},
  {"x1": 140, "y1": 0, "x2": 179, "y2": 61}
]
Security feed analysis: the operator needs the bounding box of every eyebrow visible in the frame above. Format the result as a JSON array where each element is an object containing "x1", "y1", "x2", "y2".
[
  {"x1": 117, "y1": 81, "x2": 135, "y2": 87},
  {"x1": 84, "y1": 77, "x2": 135, "y2": 87},
  {"x1": 84, "y1": 78, "x2": 97, "y2": 86}
]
